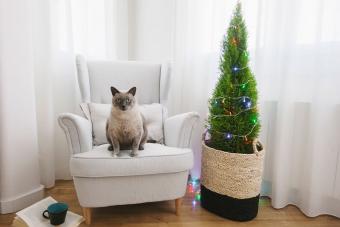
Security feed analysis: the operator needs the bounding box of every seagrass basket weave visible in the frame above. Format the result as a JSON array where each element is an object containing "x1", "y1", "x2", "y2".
[{"x1": 200, "y1": 139, "x2": 265, "y2": 221}]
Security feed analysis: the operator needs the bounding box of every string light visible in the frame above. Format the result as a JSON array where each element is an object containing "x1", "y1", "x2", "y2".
[
  {"x1": 210, "y1": 106, "x2": 257, "y2": 118},
  {"x1": 206, "y1": 17, "x2": 258, "y2": 146},
  {"x1": 232, "y1": 66, "x2": 240, "y2": 73},
  {"x1": 244, "y1": 136, "x2": 252, "y2": 144},
  {"x1": 241, "y1": 97, "x2": 252, "y2": 109},
  {"x1": 191, "y1": 178, "x2": 199, "y2": 187},
  {"x1": 212, "y1": 99, "x2": 220, "y2": 108},
  {"x1": 208, "y1": 122, "x2": 258, "y2": 139},
  {"x1": 251, "y1": 115, "x2": 257, "y2": 124},
  {"x1": 225, "y1": 30, "x2": 250, "y2": 65},
  {"x1": 224, "y1": 133, "x2": 233, "y2": 140},
  {"x1": 204, "y1": 131, "x2": 211, "y2": 141},
  {"x1": 187, "y1": 178, "x2": 201, "y2": 208},
  {"x1": 192, "y1": 200, "x2": 197, "y2": 207},
  {"x1": 189, "y1": 186, "x2": 194, "y2": 191},
  {"x1": 230, "y1": 80, "x2": 250, "y2": 90},
  {"x1": 225, "y1": 110, "x2": 232, "y2": 115},
  {"x1": 195, "y1": 192, "x2": 201, "y2": 201},
  {"x1": 210, "y1": 95, "x2": 256, "y2": 118},
  {"x1": 233, "y1": 80, "x2": 250, "y2": 87},
  {"x1": 244, "y1": 101, "x2": 252, "y2": 109},
  {"x1": 232, "y1": 65, "x2": 248, "y2": 73},
  {"x1": 212, "y1": 95, "x2": 251, "y2": 101}
]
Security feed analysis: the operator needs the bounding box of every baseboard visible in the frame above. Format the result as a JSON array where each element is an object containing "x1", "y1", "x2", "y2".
[{"x1": 0, "y1": 185, "x2": 44, "y2": 214}]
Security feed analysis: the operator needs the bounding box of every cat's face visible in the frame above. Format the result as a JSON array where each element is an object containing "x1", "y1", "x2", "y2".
[{"x1": 110, "y1": 86, "x2": 137, "y2": 111}]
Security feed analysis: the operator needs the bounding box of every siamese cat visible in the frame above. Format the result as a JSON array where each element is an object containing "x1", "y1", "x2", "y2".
[{"x1": 106, "y1": 86, "x2": 147, "y2": 157}]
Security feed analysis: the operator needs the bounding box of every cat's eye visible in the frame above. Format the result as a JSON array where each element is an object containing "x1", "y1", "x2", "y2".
[{"x1": 117, "y1": 98, "x2": 121, "y2": 102}]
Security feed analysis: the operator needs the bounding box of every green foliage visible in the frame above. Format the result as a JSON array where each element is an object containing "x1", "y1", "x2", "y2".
[{"x1": 206, "y1": 2, "x2": 260, "y2": 154}]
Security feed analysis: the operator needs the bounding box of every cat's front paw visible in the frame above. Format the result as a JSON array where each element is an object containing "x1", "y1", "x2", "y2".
[
  {"x1": 130, "y1": 151, "x2": 138, "y2": 157},
  {"x1": 112, "y1": 150, "x2": 120, "y2": 157}
]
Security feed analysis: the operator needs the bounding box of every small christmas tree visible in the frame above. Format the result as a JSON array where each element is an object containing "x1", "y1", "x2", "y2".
[{"x1": 205, "y1": 2, "x2": 260, "y2": 154}]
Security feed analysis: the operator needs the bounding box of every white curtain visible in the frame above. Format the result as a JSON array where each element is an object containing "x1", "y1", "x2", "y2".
[
  {"x1": 0, "y1": 0, "x2": 43, "y2": 213},
  {"x1": 0, "y1": 0, "x2": 127, "y2": 192},
  {"x1": 256, "y1": 0, "x2": 340, "y2": 218},
  {"x1": 47, "y1": 0, "x2": 129, "y2": 183},
  {"x1": 36, "y1": 0, "x2": 129, "y2": 186},
  {"x1": 170, "y1": 0, "x2": 340, "y2": 218}
]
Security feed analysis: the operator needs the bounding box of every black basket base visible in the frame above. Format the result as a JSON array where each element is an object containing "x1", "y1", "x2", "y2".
[{"x1": 200, "y1": 185, "x2": 260, "y2": 221}]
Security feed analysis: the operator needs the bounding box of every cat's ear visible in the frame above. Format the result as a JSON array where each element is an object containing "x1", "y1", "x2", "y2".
[
  {"x1": 128, "y1": 87, "x2": 136, "y2": 96},
  {"x1": 111, "y1": 86, "x2": 120, "y2": 96}
]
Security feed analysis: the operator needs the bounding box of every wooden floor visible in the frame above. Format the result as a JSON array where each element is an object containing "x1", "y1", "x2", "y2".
[{"x1": 1, "y1": 180, "x2": 339, "y2": 227}]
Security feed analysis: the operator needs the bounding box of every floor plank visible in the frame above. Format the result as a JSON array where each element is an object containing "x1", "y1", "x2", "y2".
[{"x1": 1, "y1": 180, "x2": 339, "y2": 227}]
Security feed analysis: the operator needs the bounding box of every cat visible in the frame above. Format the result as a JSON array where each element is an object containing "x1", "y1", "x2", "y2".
[{"x1": 106, "y1": 86, "x2": 148, "y2": 157}]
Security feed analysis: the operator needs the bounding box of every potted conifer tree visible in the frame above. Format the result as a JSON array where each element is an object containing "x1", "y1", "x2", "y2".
[{"x1": 201, "y1": 2, "x2": 265, "y2": 221}]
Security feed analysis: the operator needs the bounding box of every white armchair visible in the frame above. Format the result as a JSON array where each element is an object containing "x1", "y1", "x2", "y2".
[{"x1": 58, "y1": 56, "x2": 199, "y2": 225}]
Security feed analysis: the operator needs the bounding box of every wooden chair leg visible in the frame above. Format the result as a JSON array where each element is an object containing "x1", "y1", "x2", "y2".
[
  {"x1": 82, "y1": 207, "x2": 92, "y2": 225},
  {"x1": 175, "y1": 198, "x2": 182, "y2": 216}
]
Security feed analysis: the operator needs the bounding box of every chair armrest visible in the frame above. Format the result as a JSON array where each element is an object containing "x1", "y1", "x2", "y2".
[
  {"x1": 58, "y1": 113, "x2": 92, "y2": 155},
  {"x1": 164, "y1": 112, "x2": 200, "y2": 148}
]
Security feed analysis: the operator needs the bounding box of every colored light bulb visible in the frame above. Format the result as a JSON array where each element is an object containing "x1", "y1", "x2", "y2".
[
  {"x1": 205, "y1": 131, "x2": 211, "y2": 141},
  {"x1": 232, "y1": 66, "x2": 240, "y2": 72},
  {"x1": 241, "y1": 97, "x2": 252, "y2": 109},
  {"x1": 245, "y1": 101, "x2": 252, "y2": 109},
  {"x1": 212, "y1": 99, "x2": 219, "y2": 107},
  {"x1": 192, "y1": 200, "x2": 197, "y2": 207},
  {"x1": 191, "y1": 178, "x2": 199, "y2": 184},
  {"x1": 224, "y1": 133, "x2": 233, "y2": 140},
  {"x1": 195, "y1": 193, "x2": 201, "y2": 201},
  {"x1": 188, "y1": 184, "x2": 194, "y2": 193},
  {"x1": 191, "y1": 180, "x2": 197, "y2": 187}
]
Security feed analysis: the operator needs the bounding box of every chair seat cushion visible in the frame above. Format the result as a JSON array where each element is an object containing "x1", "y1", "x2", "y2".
[{"x1": 70, "y1": 143, "x2": 193, "y2": 177}]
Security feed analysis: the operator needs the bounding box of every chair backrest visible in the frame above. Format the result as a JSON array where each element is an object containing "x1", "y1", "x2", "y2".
[{"x1": 76, "y1": 55, "x2": 170, "y2": 105}]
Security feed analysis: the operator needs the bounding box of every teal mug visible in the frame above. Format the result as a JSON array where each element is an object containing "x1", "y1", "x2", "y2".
[{"x1": 42, "y1": 203, "x2": 68, "y2": 225}]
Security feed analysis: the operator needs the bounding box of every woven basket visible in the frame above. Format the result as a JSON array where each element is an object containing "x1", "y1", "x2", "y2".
[{"x1": 200, "y1": 139, "x2": 265, "y2": 221}]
